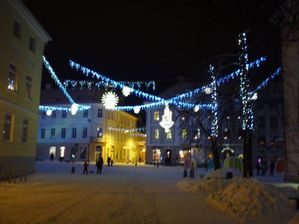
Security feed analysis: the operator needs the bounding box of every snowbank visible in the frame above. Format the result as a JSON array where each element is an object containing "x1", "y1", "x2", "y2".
[{"x1": 178, "y1": 169, "x2": 298, "y2": 223}]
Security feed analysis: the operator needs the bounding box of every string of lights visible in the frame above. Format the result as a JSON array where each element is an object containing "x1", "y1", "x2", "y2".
[
  {"x1": 113, "y1": 56, "x2": 267, "y2": 111},
  {"x1": 210, "y1": 65, "x2": 218, "y2": 137},
  {"x1": 238, "y1": 33, "x2": 253, "y2": 130},
  {"x1": 108, "y1": 127, "x2": 146, "y2": 133},
  {"x1": 41, "y1": 56, "x2": 90, "y2": 112}
]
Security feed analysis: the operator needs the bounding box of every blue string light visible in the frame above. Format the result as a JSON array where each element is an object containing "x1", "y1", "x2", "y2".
[
  {"x1": 210, "y1": 65, "x2": 218, "y2": 137},
  {"x1": 42, "y1": 56, "x2": 90, "y2": 111}
]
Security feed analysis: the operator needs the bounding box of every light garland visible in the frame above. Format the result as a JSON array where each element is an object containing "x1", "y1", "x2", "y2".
[
  {"x1": 69, "y1": 57, "x2": 266, "y2": 109},
  {"x1": 239, "y1": 33, "x2": 253, "y2": 130},
  {"x1": 63, "y1": 80, "x2": 156, "y2": 91},
  {"x1": 210, "y1": 65, "x2": 218, "y2": 137},
  {"x1": 108, "y1": 127, "x2": 145, "y2": 133},
  {"x1": 42, "y1": 56, "x2": 90, "y2": 112}
]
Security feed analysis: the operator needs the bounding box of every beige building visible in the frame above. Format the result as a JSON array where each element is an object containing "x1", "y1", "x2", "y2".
[
  {"x1": 37, "y1": 87, "x2": 146, "y2": 165},
  {"x1": 0, "y1": 0, "x2": 51, "y2": 178}
]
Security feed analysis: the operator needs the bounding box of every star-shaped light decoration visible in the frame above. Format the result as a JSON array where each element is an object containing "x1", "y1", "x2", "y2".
[
  {"x1": 122, "y1": 86, "x2": 132, "y2": 97},
  {"x1": 101, "y1": 91, "x2": 119, "y2": 109}
]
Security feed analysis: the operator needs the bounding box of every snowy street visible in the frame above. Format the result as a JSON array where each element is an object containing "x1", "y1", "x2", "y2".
[{"x1": 0, "y1": 162, "x2": 237, "y2": 224}]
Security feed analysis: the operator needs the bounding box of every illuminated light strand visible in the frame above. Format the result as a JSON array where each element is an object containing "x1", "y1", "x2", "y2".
[
  {"x1": 69, "y1": 57, "x2": 266, "y2": 106},
  {"x1": 42, "y1": 56, "x2": 90, "y2": 111},
  {"x1": 63, "y1": 80, "x2": 156, "y2": 91},
  {"x1": 210, "y1": 65, "x2": 218, "y2": 137},
  {"x1": 113, "y1": 57, "x2": 267, "y2": 111},
  {"x1": 39, "y1": 105, "x2": 89, "y2": 112},
  {"x1": 69, "y1": 60, "x2": 163, "y2": 102},
  {"x1": 108, "y1": 127, "x2": 145, "y2": 133},
  {"x1": 239, "y1": 32, "x2": 253, "y2": 130}
]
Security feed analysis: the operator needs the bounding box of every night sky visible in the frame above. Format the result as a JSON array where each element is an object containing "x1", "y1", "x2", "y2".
[{"x1": 22, "y1": 0, "x2": 281, "y2": 89}]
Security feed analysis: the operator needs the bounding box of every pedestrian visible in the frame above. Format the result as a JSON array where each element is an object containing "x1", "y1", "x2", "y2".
[
  {"x1": 270, "y1": 159, "x2": 275, "y2": 176},
  {"x1": 190, "y1": 157, "x2": 196, "y2": 178},
  {"x1": 256, "y1": 157, "x2": 261, "y2": 176},
  {"x1": 261, "y1": 157, "x2": 267, "y2": 176},
  {"x1": 83, "y1": 160, "x2": 89, "y2": 175},
  {"x1": 183, "y1": 154, "x2": 190, "y2": 178},
  {"x1": 96, "y1": 154, "x2": 104, "y2": 174}
]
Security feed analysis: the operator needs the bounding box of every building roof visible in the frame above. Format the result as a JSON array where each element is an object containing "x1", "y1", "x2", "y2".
[{"x1": 9, "y1": 0, "x2": 52, "y2": 43}]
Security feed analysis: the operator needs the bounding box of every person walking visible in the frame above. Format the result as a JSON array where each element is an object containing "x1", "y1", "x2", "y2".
[
  {"x1": 83, "y1": 160, "x2": 89, "y2": 175},
  {"x1": 190, "y1": 157, "x2": 196, "y2": 178},
  {"x1": 269, "y1": 159, "x2": 275, "y2": 176},
  {"x1": 96, "y1": 155, "x2": 104, "y2": 174},
  {"x1": 183, "y1": 154, "x2": 190, "y2": 177}
]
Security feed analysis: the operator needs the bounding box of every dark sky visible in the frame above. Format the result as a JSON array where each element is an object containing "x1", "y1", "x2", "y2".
[{"x1": 22, "y1": 0, "x2": 281, "y2": 88}]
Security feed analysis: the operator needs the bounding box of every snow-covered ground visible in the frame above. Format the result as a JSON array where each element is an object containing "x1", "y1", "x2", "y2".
[{"x1": 0, "y1": 161, "x2": 298, "y2": 224}]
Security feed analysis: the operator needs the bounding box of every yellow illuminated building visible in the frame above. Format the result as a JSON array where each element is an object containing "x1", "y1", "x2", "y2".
[{"x1": 0, "y1": 0, "x2": 51, "y2": 178}]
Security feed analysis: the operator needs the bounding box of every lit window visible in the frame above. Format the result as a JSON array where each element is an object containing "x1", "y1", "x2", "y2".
[
  {"x1": 154, "y1": 111, "x2": 160, "y2": 121},
  {"x1": 29, "y1": 37, "x2": 36, "y2": 53},
  {"x1": 182, "y1": 129, "x2": 187, "y2": 139},
  {"x1": 3, "y1": 113, "x2": 14, "y2": 142},
  {"x1": 97, "y1": 127, "x2": 102, "y2": 137},
  {"x1": 194, "y1": 128, "x2": 200, "y2": 140},
  {"x1": 25, "y1": 76, "x2": 32, "y2": 100},
  {"x1": 82, "y1": 127, "x2": 88, "y2": 138},
  {"x1": 8, "y1": 63, "x2": 17, "y2": 91},
  {"x1": 61, "y1": 128, "x2": 66, "y2": 138},
  {"x1": 72, "y1": 128, "x2": 77, "y2": 138},
  {"x1": 22, "y1": 119, "x2": 29, "y2": 142},
  {"x1": 51, "y1": 128, "x2": 55, "y2": 138},
  {"x1": 154, "y1": 129, "x2": 159, "y2": 139},
  {"x1": 41, "y1": 128, "x2": 46, "y2": 139},
  {"x1": 166, "y1": 130, "x2": 172, "y2": 139},
  {"x1": 13, "y1": 21, "x2": 21, "y2": 39}
]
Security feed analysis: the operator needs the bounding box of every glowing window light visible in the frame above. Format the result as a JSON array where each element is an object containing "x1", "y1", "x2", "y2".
[{"x1": 101, "y1": 91, "x2": 119, "y2": 109}]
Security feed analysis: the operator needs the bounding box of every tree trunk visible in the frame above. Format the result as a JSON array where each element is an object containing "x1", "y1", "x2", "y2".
[
  {"x1": 211, "y1": 137, "x2": 221, "y2": 170},
  {"x1": 243, "y1": 129, "x2": 253, "y2": 178}
]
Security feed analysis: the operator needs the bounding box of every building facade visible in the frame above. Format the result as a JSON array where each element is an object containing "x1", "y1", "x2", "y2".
[
  {"x1": 37, "y1": 87, "x2": 146, "y2": 164},
  {"x1": 0, "y1": 0, "x2": 51, "y2": 178}
]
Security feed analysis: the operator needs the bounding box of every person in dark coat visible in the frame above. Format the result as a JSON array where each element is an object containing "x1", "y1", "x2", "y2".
[
  {"x1": 83, "y1": 160, "x2": 89, "y2": 175},
  {"x1": 269, "y1": 159, "x2": 275, "y2": 176},
  {"x1": 96, "y1": 155, "x2": 104, "y2": 174}
]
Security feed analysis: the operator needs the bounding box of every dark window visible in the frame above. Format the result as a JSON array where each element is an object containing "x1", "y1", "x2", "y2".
[
  {"x1": 96, "y1": 127, "x2": 102, "y2": 137},
  {"x1": 3, "y1": 113, "x2": 13, "y2": 142},
  {"x1": 270, "y1": 116, "x2": 278, "y2": 129},
  {"x1": 8, "y1": 63, "x2": 17, "y2": 91},
  {"x1": 98, "y1": 109, "x2": 102, "y2": 118},
  {"x1": 29, "y1": 37, "x2": 36, "y2": 53},
  {"x1": 51, "y1": 128, "x2": 55, "y2": 137},
  {"x1": 25, "y1": 76, "x2": 32, "y2": 100},
  {"x1": 72, "y1": 128, "x2": 76, "y2": 138},
  {"x1": 82, "y1": 127, "x2": 88, "y2": 138},
  {"x1": 257, "y1": 116, "x2": 265, "y2": 129},
  {"x1": 83, "y1": 110, "x2": 88, "y2": 118},
  {"x1": 41, "y1": 128, "x2": 45, "y2": 139},
  {"x1": 62, "y1": 110, "x2": 67, "y2": 118},
  {"x1": 22, "y1": 119, "x2": 29, "y2": 142},
  {"x1": 51, "y1": 111, "x2": 56, "y2": 118},
  {"x1": 13, "y1": 21, "x2": 21, "y2": 38},
  {"x1": 61, "y1": 128, "x2": 66, "y2": 138}
]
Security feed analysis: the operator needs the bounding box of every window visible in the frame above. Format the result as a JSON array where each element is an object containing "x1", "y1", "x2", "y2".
[
  {"x1": 8, "y1": 63, "x2": 17, "y2": 91},
  {"x1": 154, "y1": 111, "x2": 160, "y2": 121},
  {"x1": 25, "y1": 76, "x2": 32, "y2": 100},
  {"x1": 61, "y1": 128, "x2": 66, "y2": 139},
  {"x1": 41, "y1": 128, "x2": 46, "y2": 139},
  {"x1": 51, "y1": 128, "x2": 56, "y2": 138},
  {"x1": 97, "y1": 127, "x2": 102, "y2": 137},
  {"x1": 62, "y1": 111, "x2": 67, "y2": 118},
  {"x1": 3, "y1": 113, "x2": 14, "y2": 142},
  {"x1": 51, "y1": 111, "x2": 56, "y2": 118},
  {"x1": 270, "y1": 115, "x2": 278, "y2": 129},
  {"x1": 82, "y1": 127, "x2": 88, "y2": 138},
  {"x1": 13, "y1": 20, "x2": 21, "y2": 38},
  {"x1": 29, "y1": 37, "x2": 36, "y2": 53},
  {"x1": 98, "y1": 109, "x2": 102, "y2": 118},
  {"x1": 22, "y1": 119, "x2": 29, "y2": 142},
  {"x1": 154, "y1": 129, "x2": 159, "y2": 139},
  {"x1": 83, "y1": 110, "x2": 88, "y2": 118},
  {"x1": 182, "y1": 129, "x2": 187, "y2": 139},
  {"x1": 166, "y1": 130, "x2": 172, "y2": 139},
  {"x1": 257, "y1": 116, "x2": 265, "y2": 129},
  {"x1": 72, "y1": 128, "x2": 77, "y2": 138}
]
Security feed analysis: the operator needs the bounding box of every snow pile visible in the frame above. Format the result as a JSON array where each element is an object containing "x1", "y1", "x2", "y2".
[{"x1": 206, "y1": 177, "x2": 296, "y2": 221}]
